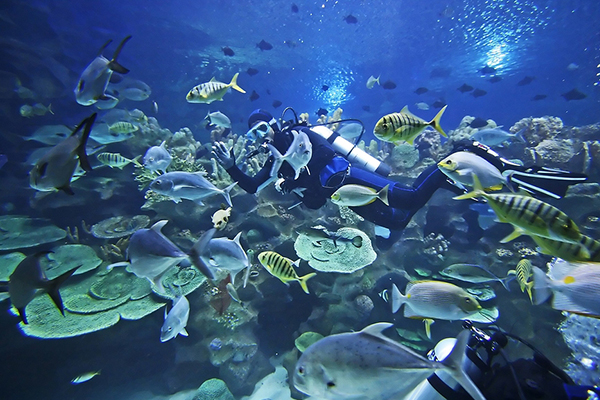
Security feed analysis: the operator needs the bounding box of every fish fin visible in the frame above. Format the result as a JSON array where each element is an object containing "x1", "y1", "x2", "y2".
[
  {"x1": 151, "y1": 220, "x2": 169, "y2": 233},
  {"x1": 360, "y1": 322, "x2": 394, "y2": 339},
  {"x1": 399, "y1": 105, "x2": 418, "y2": 118},
  {"x1": 96, "y1": 38, "x2": 113, "y2": 57},
  {"x1": 507, "y1": 270, "x2": 516, "y2": 276},
  {"x1": 222, "y1": 182, "x2": 237, "y2": 207},
  {"x1": 525, "y1": 281, "x2": 534, "y2": 303},
  {"x1": 47, "y1": 265, "x2": 80, "y2": 316},
  {"x1": 59, "y1": 184, "x2": 75, "y2": 195},
  {"x1": 180, "y1": 328, "x2": 189, "y2": 337},
  {"x1": 486, "y1": 184, "x2": 504, "y2": 192},
  {"x1": 229, "y1": 72, "x2": 246, "y2": 94},
  {"x1": 500, "y1": 227, "x2": 525, "y2": 243},
  {"x1": 424, "y1": 318, "x2": 434, "y2": 339},
  {"x1": 47, "y1": 103, "x2": 54, "y2": 115},
  {"x1": 453, "y1": 174, "x2": 485, "y2": 200},
  {"x1": 18, "y1": 307, "x2": 28, "y2": 324},
  {"x1": 378, "y1": 184, "x2": 390, "y2": 206},
  {"x1": 470, "y1": 307, "x2": 499, "y2": 323},
  {"x1": 77, "y1": 113, "x2": 97, "y2": 173},
  {"x1": 390, "y1": 283, "x2": 405, "y2": 314},
  {"x1": 209, "y1": 77, "x2": 217, "y2": 82},
  {"x1": 429, "y1": 105, "x2": 448, "y2": 137},
  {"x1": 189, "y1": 228, "x2": 217, "y2": 280},
  {"x1": 532, "y1": 266, "x2": 552, "y2": 305},
  {"x1": 131, "y1": 155, "x2": 143, "y2": 167},
  {"x1": 441, "y1": 330, "x2": 487, "y2": 400},
  {"x1": 298, "y1": 272, "x2": 317, "y2": 294},
  {"x1": 499, "y1": 275, "x2": 515, "y2": 291},
  {"x1": 0, "y1": 281, "x2": 8, "y2": 293},
  {"x1": 108, "y1": 35, "x2": 132, "y2": 74}
]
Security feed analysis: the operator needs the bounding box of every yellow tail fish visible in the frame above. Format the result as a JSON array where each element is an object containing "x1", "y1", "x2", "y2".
[
  {"x1": 258, "y1": 251, "x2": 316, "y2": 294},
  {"x1": 374, "y1": 105, "x2": 447, "y2": 145},
  {"x1": 186, "y1": 73, "x2": 246, "y2": 104}
]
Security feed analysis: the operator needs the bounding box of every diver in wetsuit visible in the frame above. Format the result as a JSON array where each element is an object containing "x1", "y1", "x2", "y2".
[{"x1": 212, "y1": 109, "x2": 587, "y2": 248}]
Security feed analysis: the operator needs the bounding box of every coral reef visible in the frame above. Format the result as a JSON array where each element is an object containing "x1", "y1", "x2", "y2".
[
  {"x1": 42, "y1": 244, "x2": 103, "y2": 279},
  {"x1": 0, "y1": 215, "x2": 66, "y2": 250},
  {"x1": 294, "y1": 227, "x2": 376, "y2": 273},
  {"x1": 90, "y1": 215, "x2": 150, "y2": 239},
  {"x1": 169, "y1": 127, "x2": 202, "y2": 161},
  {"x1": 511, "y1": 116, "x2": 564, "y2": 146},
  {"x1": 389, "y1": 143, "x2": 420, "y2": 170},
  {"x1": 192, "y1": 378, "x2": 235, "y2": 400}
]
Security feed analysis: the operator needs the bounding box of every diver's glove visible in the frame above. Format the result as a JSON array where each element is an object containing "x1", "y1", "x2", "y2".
[{"x1": 212, "y1": 141, "x2": 235, "y2": 169}]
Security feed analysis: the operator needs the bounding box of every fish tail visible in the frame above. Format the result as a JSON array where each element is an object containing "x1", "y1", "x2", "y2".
[
  {"x1": 390, "y1": 283, "x2": 406, "y2": 314},
  {"x1": 47, "y1": 103, "x2": 54, "y2": 115},
  {"x1": 189, "y1": 228, "x2": 217, "y2": 280},
  {"x1": 131, "y1": 155, "x2": 143, "y2": 167},
  {"x1": 453, "y1": 174, "x2": 485, "y2": 200},
  {"x1": 108, "y1": 35, "x2": 132, "y2": 74},
  {"x1": 375, "y1": 74, "x2": 381, "y2": 84},
  {"x1": 222, "y1": 182, "x2": 238, "y2": 207},
  {"x1": 429, "y1": 104, "x2": 448, "y2": 137},
  {"x1": 298, "y1": 272, "x2": 317, "y2": 294},
  {"x1": 500, "y1": 226, "x2": 525, "y2": 243},
  {"x1": 499, "y1": 274, "x2": 515, "y2": 292},
  {"x1": 47, "y1": 264, "x2": 80, "y2": 317},
  {"x1": 441, "y1": 330, "x2": 488, "y2": 400},
  {"x1": 532, "y1": 266, "x2": 552, "y2": 305},
  {"x1": 229, "y1": 72, "x2": 246, "y2": 94},
  {"x1": 525, "y1": 280, "x2": 535, "y2": 303},
  {"x1": 378, "y1": 184, "x2": 390, "y2": 206},
  {"x1": 77, "y1": 113, "x2": 97, "y2": 173}
]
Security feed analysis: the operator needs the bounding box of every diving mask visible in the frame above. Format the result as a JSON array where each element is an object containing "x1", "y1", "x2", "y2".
[{"x1": 246, "y1": 121, "x2": 273, "y2": 142}]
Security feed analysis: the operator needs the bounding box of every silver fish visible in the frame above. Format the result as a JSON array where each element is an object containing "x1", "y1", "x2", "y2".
[
  {"x1": 90, "y1": 122, "x2": 134, "y2": 145},
  {"x1": 200, "y1": 232, "x2": 250, "y2": 286},
  {"x1": 25, "y1": 125, "x2": 75, "y2": 145},
  {"x1": 143, "y1": 141, "x2": 172, "y2": 173},
  {"x1": 71, "y1": 371, "x2": 100, "y2": 384},
  {"x1": 205, "y1": 111, "x2": 231, "y2": 129},
  {"x1": 109, "y1": 77, "x2": 151, "y2": 101},
  {"x1": 75, "y1": 36, "x2": 131, "y2": 106},
  {"x1": 149, "y1": 171, "x2": 237, "y2": 207},
  {"x1": 336, "y1": 122, "x2": 363, "y2": 139},
  {"x1": 160, "y1": 295, "x2": 190, "y2": 342},
  {"x1": 293, "y1": 322, "x2": 487, "y2": 400},
  {"x1": 268, "y1": 129, "x2": 312, "y2": 179},
  {"x1": 470, "y1": 127, "x2": 525, "y2": 147},
  {"x1": 0, "y1": 252, "x2": 79, "y2": 324},
  {"x1": 366, "y1": 74, "x2": 380, "y2": 89},
  {"x1": 29, "y1": 113, "x2": 96, "y2": 194},
  {"x1": 438, "y1": 151, "x2": 511, "y2": 191},
  {"x1": 440, "y1": 263, "x2": 513, "y2": 291}
]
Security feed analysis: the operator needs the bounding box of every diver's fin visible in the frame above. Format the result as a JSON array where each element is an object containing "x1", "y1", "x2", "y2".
[{"x1": 504, "y1": 167, "x2": 587, "y2": 199}]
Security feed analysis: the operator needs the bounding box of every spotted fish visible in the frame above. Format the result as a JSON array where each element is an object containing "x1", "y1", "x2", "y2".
[
  {"x1": 258, "y1": 251, "x2": 316, "y2": 294},
  {"x1": 374, "y1": 105, "x2": 447, "y2": 145},
  {"x1": 186, "y1": 73, "x2": 246, "y2": 104},
  {"x1": 454, "y1": 175, "x2": 582, "y2": 244}
]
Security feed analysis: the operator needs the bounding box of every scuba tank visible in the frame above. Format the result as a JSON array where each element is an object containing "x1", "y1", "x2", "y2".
[{"x1": 309, "y1": 125, "x2": 391, "y2": 177}]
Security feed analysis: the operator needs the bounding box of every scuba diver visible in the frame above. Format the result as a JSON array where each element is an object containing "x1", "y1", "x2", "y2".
[{"x1": 212, "y1": 108, "x2": 587, "y2": 248}]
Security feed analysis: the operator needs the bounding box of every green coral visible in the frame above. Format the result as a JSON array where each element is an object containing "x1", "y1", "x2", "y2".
[
  {"x1": 0, "y1": 216, "x2": 66, "y2": 250},
  {"x1": 192, "y1": 378, "x2": 235, "y2": 400},
  {"x1": 42, "y1": 244, "x2": 103, "y2": 279}
]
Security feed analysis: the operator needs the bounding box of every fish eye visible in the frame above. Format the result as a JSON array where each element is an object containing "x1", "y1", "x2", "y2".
[
  {"x1": 168, "y1": 327, "x2": 172, "y2": 332},
  {"x1": 382, "y1": 123, "x2": 388, "y2": 129},
  {"x1": 327, "y1": 381, "x2": 336, "y2": 388},
  {"x1": 464, "y1": 297, "x2": 471, "y2": 303},
  {"x1": 297, "y1": 366, "x2": 305, "y2": 375}
]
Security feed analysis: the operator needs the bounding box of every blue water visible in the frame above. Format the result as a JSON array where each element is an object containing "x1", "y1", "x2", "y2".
[{"x1": 0, "y1": 0, "x2": 599, "y2": 399}]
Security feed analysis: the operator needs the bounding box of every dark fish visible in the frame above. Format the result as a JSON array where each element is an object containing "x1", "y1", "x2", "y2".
[
  {"x1": 432, "y1": 100, "x2": 446, "y2": 109},
  {"x1": 488, "y1": 76, "x2": 502, "y2": 83},
  {"x1": 257, "y1": 40, "x2": 273, "y2": 51},
  {"x1": 362, "y1": 105, "x2": 371, "y2": 112},
  {"x1": 430, "y1": 67, "x2": 451, "y2": 78},
  {"x1": 291, "y1": 3, "x2": 298, "y2": 13},
  {"x1": 0, "y1": 252, "x2": 79, "y2": 324},
  {"x1": 457, "y1": 83, "x2": 473, "y2": 93},
  {"x1": 321, "y1": 85, "x2": 329, "y2": 91},
  {"x1": 382, "y1": 80, "x2": 397, "y2": 90},
  {"x1": 562, "y1": 88, "x2": 586, "y2": 101},
  {"x1": 249, "y1": 90, "x2": 260, "y2": 101},
  {"x1": 532, "y1": 94, "x2": 547, "y2": 101},
  {"x1": 272, "y1": 100, "x2": 282, "y2": 108},
  {"x1": 414, "y1": 87, "x2": 429, "y2": 95},
  {"x1": 470, "y1": 117, "x2": 488, "y2": 128},
  {"x1": 479, "y1": 65, "x2": 496, "y2": 75},
  {"x1": 222, "y1": 46, "x2": 235, "y2": 56},
  {"x1": 344, "y1": 14, "x2": 358, "y2": 24},
  {"x1": 517, "y1": 76, "x2": 535, "y2": 86},
  {"x1": 316, "y1": 108, "x2": 328, "y2": 117},
  {"x1": 471, "y1": 88, "x2": 487, "y2": 98},
  {"x1": 246, "y1": 67, "x2": 259, "y2": 76}
]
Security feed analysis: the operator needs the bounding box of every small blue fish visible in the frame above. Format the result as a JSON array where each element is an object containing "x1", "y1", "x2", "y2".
[
  {"x1": 160, "y1": 295, "x2": 190, "y2": 342},
  {"x1": 75, "y1": 36, "x2": 131, "y2": 107},
  {"x1": 143, "y1": 141, "x2": 172, "y2": 173},
  {"x1": 149, "y1": 171, "x2": 237, "y2": 207}
]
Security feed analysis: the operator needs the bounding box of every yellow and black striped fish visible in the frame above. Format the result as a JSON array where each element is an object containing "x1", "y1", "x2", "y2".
[
  {"x1": 108, "y1": 121, "x2": 139, "y2": 134},
  {"x1": 257, "y1": 251, "x2": 316, "y2": 294},
  {"x1": 186, "y1": 73, "x2": 246, "y2": 104},
  {"x1": 373, "y1": 105, "x2": 447, "y2": 145},
  {"x1": 508, "y1": 259, "x2": 534, "y2": 301},
  {"x1": 531, "y1": 234, "x2": 600, "y2": 262},
  {"x1": 454, "y1": 175, "x2": 581, "y2": 244},
  {"x1": 97, "y1": 152, "x2": 141, "y2": 169}
]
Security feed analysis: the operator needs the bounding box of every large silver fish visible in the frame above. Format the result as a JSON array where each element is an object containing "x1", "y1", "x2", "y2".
[
  {"x1": 0, "y1": 252, "x2": 79, "y2": 324},
  {"x1": 268, "y1": 129, "x2": 312, "y2": 179},
  {"x1": 200, "y1": 232, "x2": 250, "y2": 286},
  {"x1": 437, "y1": 151, "x2": 510, "y2": 191},
  {"x1": 75, "y1": 36, "x2": 131, "y2": 107},
  {"x1": 29, "y1": 113, "x2": 97, "y2": 194},
  {"x1": 293, "y1": 322, "x2": 487, "y2": 400},
  {"x1": 149, "y1": 171, "x2": 237, "y2": 207},
  {"x1": 143, "y1": 141, "x2": 172, "y2": 173},
  {"x1": 160, "y1": 294, "x2": 190, "y2": 342}
]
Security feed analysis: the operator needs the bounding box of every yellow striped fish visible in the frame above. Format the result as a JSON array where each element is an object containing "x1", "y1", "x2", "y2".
[
  {"x1": 507, "y1": 259, "x2": 534, "y2": 302},
  {"x1": 186, "y1": 73, "x2": 246, "y2": 104},
  {"x1": 373, "y1": 105, "x2": 447, "y2": 145},
  {"x1": 97, "y1": 152, "x2": 141, "y2": 169},
  {"x1": 258, "y1": 251, "x2": 316, "y2": 294},
  {"x1": 108, "y1": 121, "x2": 139, "y2": 134},
  {"x1": 531, "y1": 234, "x2": 599, "y2": 262},
  {"x1": 454, "y1": 175, "x2": 581, "y2": 244}
]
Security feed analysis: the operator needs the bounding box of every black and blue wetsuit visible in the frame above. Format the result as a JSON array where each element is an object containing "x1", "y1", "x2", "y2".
[{"x1": 225, "y1": 125, "x2": 462, "y2": 233}]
